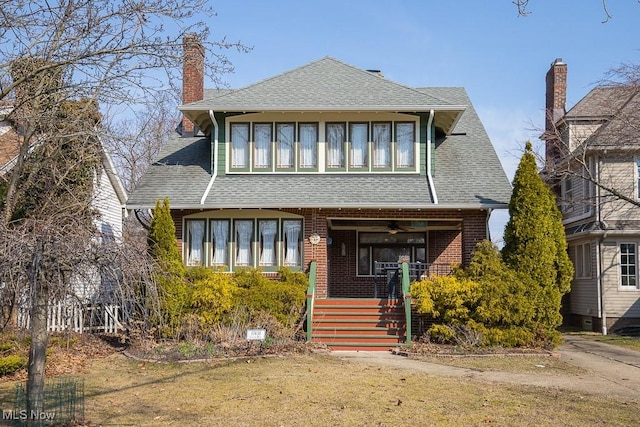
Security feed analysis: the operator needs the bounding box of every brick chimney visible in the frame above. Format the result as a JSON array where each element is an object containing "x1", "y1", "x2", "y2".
[
  {"x1": 182, "y1": 34, "x2": 204, "y2": 136},
  {"x1": 544, "y1": 58, "x2": 567, "y2": 165}
]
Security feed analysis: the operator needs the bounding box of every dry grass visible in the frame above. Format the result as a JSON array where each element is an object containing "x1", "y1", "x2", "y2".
[{"x1": 1, "y1": 353, "x2": 636, "y2": 426}]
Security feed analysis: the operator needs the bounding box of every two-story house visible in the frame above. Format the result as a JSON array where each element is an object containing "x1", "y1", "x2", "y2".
[
  {"x1": 545, "y1": 59, "x2": 640, "y2": 335},
  {"x1": 127, "y1": 36, "x2": 512, "y2": 348}
]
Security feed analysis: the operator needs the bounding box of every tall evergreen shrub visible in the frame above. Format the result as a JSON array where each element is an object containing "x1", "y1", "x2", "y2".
[{"x1": 502, "y1": 142, "x2": 573, "y2": 343}]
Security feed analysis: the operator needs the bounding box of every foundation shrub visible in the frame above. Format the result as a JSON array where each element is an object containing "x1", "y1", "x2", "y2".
[
  {"x1": 233, "y1": 267, "x2": 307, "y2": 326},
  {"x1": 187, "y1": 267, "x2": 237, "y2": 328},
  {"x1": 411, "y1": 275, "x2": 481, "y2": 325},
  {"x1": 412, "y1": 241, "x2": 560, "y2": 348}
]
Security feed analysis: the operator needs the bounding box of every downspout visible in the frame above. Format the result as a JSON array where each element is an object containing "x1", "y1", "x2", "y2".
[
  {"x1": 426, "y1": 109, "x2": 438, "y2": 204},
  {"x1": 595, "y1": 155, "x2": 607, "y2": 335},
  {"x1": 486, "y1": 208, "x2": 493, "y2": 241},
  {"x1": 200, "y1": 110, "x2": 219, "y2": 205}
]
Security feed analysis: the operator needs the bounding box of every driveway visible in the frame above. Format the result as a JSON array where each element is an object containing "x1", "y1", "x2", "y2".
[{"x1": 332, "y1": 335, "x2": 640, "y2": 401}]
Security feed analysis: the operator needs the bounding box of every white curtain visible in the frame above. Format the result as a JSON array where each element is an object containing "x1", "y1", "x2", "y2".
[
  {"x1": 254, "y1": 124, "x2": 272, "y2": 168},
  {"x1": 231, "y1": 124, "x2": 249, "y2": 168},
  {"x1": 187, "y1": 221, "x2": 205, "y2": 266},
  {"x1": 276, "y1": 123, "x2": 294, "y2": 168},
  {"x1": 299, "y1": 124, "x2": 317, "y2": 168},
  {"x1": 212, "y1": 220, "x2": 229, "y2": 265},
  {"x1": 327, "y1": 124, "x2": 345, "y2": 168},
  {"x1": 236, "y1": 220, "x2": 253, "y2": 266},
  {"x1": 396, "y1": 123, "x2": 414, "y2": 168},
  {"x1": 259, "y1": 220, "x2": 277, "y2": 266},
  {"x1": 350, "y1": 123, "x2": 368, "y2": 168},
  {"x1": 373, "y1": 123, "x2": 391, "y2": 168},
  {"x1": 283, "y1": 220, "x2": 301, "y2": 266}
]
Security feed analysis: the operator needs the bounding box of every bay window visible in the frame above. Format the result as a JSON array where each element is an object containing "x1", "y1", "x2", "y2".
[{"x1": 188, "y1": 217, "x2": 303, "y2": 270}]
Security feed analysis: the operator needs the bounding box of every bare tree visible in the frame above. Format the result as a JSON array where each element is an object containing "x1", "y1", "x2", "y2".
[
  {"x1": 514, "y1": 0, "x2": 632, "y2": 22},
  {"x1": 543, "y1": 65, "x2": 640, "y2": 218},
  {"x1": 0, "y1": 0, "x2": 248, "y2": 418},
  {"x1": 102, "y1": 91, "x2": 180, "y2": 194}
]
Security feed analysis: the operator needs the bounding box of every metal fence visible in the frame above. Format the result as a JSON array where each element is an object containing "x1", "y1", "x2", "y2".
[{"x1": 9, "y1": 379, "x2": 84, "y2": 426}]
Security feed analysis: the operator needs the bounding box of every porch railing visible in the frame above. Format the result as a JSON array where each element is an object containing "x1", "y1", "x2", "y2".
[
  {"x1": 306, "y1": 261, "x2": 317, "y2": 342},
  {"x1": 401, "y1": 262, "x2": 412, "y2": 346},
  {"x1": 373, "y1": 262, "x2": 452, "y2": 298}
]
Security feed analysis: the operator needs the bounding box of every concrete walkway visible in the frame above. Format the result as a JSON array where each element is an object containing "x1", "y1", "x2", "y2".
[{"x1": 332, "y1": 335, "x2": 640, "y2": 401}]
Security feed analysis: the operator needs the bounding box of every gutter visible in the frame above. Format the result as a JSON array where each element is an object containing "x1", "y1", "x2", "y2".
[
  {"x1": 595, "y1": 155, "x2": 607, "y2": 335},
  {"x1": 426, "y1": 109, "x2": 438, "y2": 204},
  {"x1": 200, "y1": 110, "x2": 219, "y2": 205},
  {"x1": 125, "y1": 202, "x2": 509, "y2": 211}
]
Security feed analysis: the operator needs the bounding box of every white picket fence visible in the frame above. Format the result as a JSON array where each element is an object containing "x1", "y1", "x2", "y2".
[{"x1": 18, "y1": 301, "x2": 123, "y2": 334}]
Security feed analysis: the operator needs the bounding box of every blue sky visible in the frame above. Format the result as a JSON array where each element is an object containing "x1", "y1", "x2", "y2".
[{"x1": 204, "y1": 1, "x2": 640, "y2": 244}]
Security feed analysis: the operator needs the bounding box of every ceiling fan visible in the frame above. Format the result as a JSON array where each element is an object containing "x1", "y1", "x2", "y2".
[{"x1": 386, "y1": 221, "x2": 407, "y2": 234}]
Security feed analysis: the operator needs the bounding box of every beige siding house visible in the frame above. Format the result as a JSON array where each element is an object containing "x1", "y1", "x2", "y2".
[{"x1": 545, "y1": 59, "x2": 640, "y2": 334}]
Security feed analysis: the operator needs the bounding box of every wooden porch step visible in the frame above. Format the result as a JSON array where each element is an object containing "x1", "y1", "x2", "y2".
[{"x1": 310, "y1": 297, "x2": 408, "y2": 351}]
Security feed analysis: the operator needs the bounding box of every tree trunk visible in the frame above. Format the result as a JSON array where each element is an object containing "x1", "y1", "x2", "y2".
[{"x1": 27, "y1": 274, "x2": 48, "y2": 418}]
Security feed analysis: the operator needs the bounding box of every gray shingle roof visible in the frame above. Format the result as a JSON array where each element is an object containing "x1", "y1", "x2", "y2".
[
  {"x1": 128, "y1": 60, "x2": 511, "y2": 210},
  {"x1": 201, "y1": 174, "x2": 433, "y2": 209},
  {"x1": 564, "y1": 85, "x2": 640, "y2": 149},
  {"x1": 566, "y1": 86, "x2": 632, "y2": 119},
  {"x1": 181, "y1": 57, "x2": 466, "y2": 136},
  {"x1": 427, "y1": 88, "x2": 512, "y2": 206}
]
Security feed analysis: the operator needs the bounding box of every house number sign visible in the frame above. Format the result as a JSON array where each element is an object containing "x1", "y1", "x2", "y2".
[{"x1": 246, "y1": 329, "x2": 266, "y2": 341}]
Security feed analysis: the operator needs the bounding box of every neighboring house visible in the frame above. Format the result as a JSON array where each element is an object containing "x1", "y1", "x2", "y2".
[
  {"x1": 127, "y1": 36, "x2": 512, "y2": 348},
  {"x1": 0, "y1": 102, "x2": 128, "y2": 302},
  {"x1": 544, "y1": 59, "x2": 640, "y2": 334}
]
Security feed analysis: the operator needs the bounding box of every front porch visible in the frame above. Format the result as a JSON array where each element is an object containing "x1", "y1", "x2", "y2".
[{"x1": 324, "y1": 217, "x2": 464, "y2": 298}]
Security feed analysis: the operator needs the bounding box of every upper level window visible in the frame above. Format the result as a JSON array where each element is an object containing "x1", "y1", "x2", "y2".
[
  {"x1": 299, "y1": 123, "x2": 318, "y2": 169},
  {"x1": 620, "y1": 243, "x2": 638, "y2": 288},
  {"x1": 231, "y1": 123, "x2": 249, "y2": 169},
  {"x1": 228, "y1": 119, "x2": 417, "y2": 173},
  {"x1": 326, "y1": 123, "x2": 346, "y2": 169},
  {"x1": 396, "y1": 122, "x2": 415, "y2": 168},
  {"x1": 372, "y1": 122, "x2": 391, "y2": 168},
  {"x1": 276, "y1": 123, "x2": 295, "y2": 169},
  {"x1": 254, "y1": 123, "x2": 272, "y2": 169},
  {"x1": 563, "y1": 177, "x2": 574, "y2": 213},
  {"x1": 350, "y1": 123, "x2": 368, "y2": 169}
]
